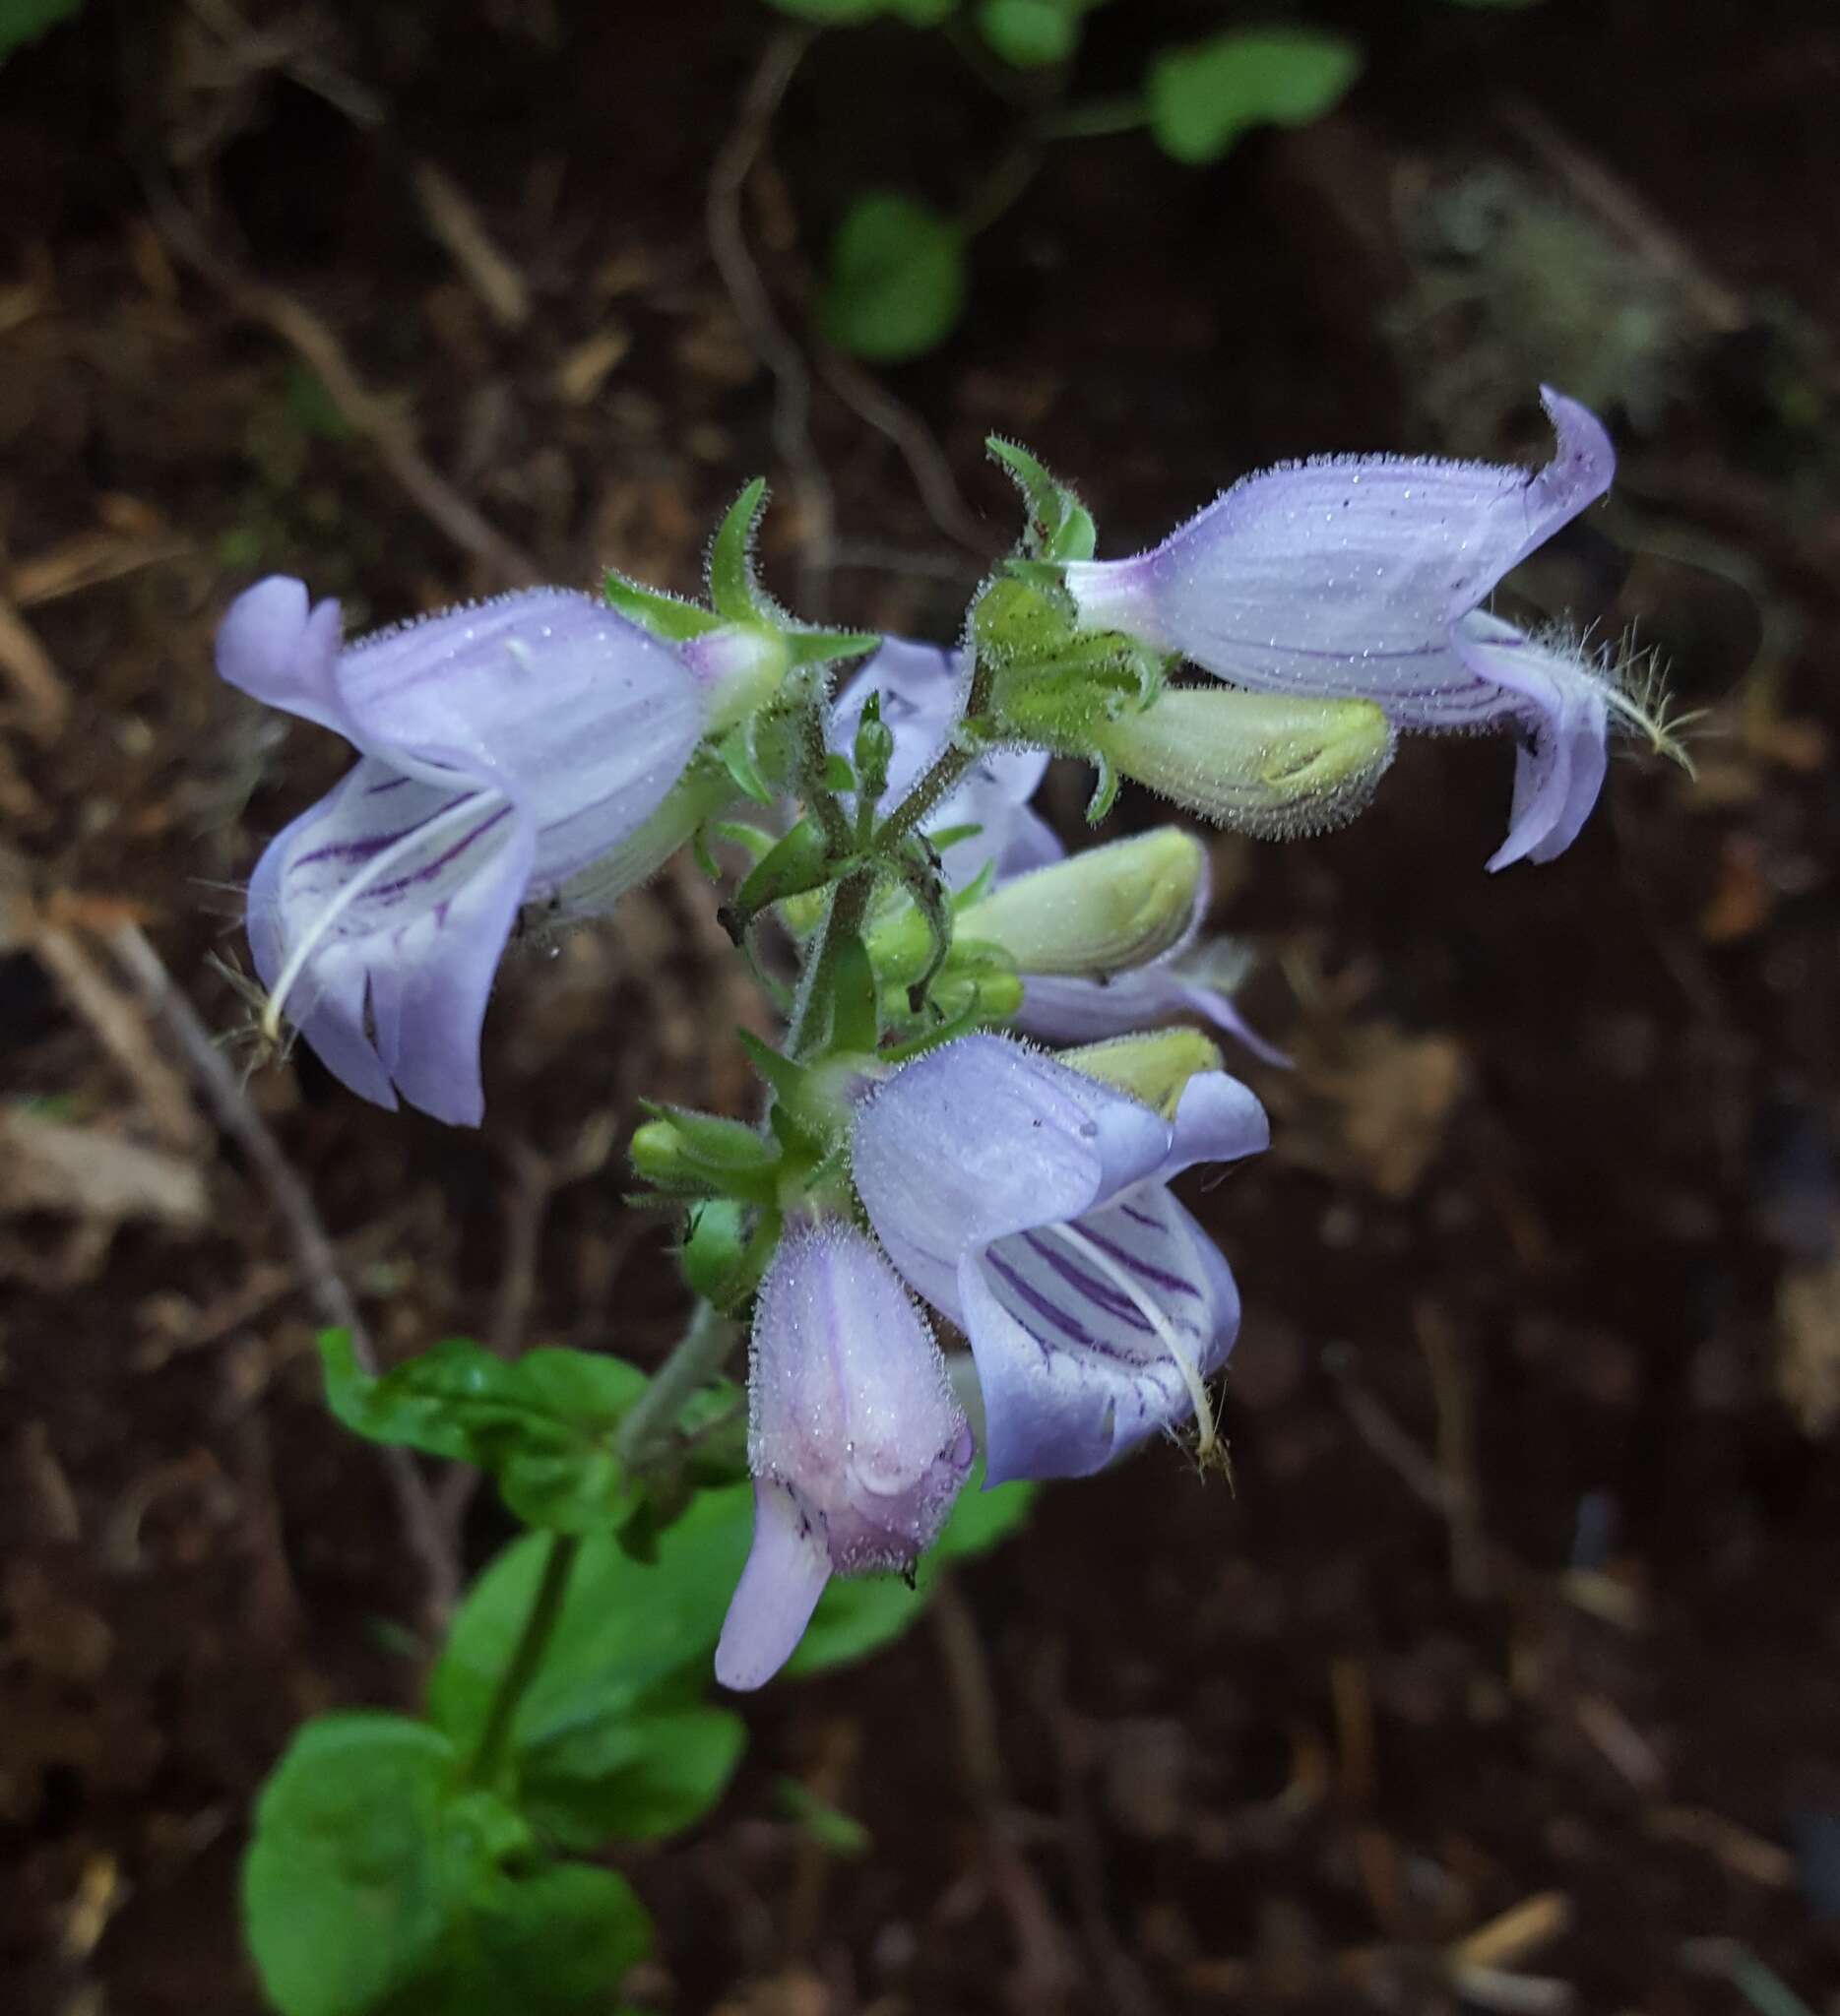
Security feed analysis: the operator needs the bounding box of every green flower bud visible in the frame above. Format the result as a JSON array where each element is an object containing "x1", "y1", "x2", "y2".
[
  {"x1": 1058, "y1": 1028, "x2": 1226, "y2": 1116},
  {"x1": 1092, "y1": 688, "x2": 1395, "y2": 837},
  {"x1": 958, "y1": 828, "x2": 1205, "y2": 977},
  {"x1": 630, "y1": 1106, "x2": 782, "y2": 1202}
]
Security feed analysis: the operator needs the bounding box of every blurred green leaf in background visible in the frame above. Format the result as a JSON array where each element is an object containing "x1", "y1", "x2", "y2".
[
  {"x1": 1147, "y1": 28, "x2": 1364, "y2": 165},
  {"x1": 0, "y1": 0, "x2": 83, "y2": 66},
  {"x1": 823, "y1": 192, "x2": 968, "y2": 361}
]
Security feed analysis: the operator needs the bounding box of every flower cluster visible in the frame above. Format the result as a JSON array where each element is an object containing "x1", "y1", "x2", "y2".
[{"x1": 216, "y1": 391, "x2": 1674, "y2": 1686}]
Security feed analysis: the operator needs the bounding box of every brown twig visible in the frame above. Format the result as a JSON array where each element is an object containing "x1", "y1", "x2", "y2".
[
  {"x1": 1033, "y1": 1643, "x2": 1164, "y2": 2016},
  {"x1": 1415, "y1": 1300, "x2": 1491, "y2": 1602},
  {"x1": 1501, "y1": 99, "x2": 1747, "y2": 337},
  {"x1": 928, "y1": 1584, "x2": 1077, "y2": 2009},
  {"x1": 105, "y1": 921, "x2": 460, "y2": 1626},
  {"x1": 140, "y1": 170, "x2": 535, "y2": 589},
  {"x1": 706, "y1": 29, "x2": 838, "y2": 616},
  {"x1": 0, "y1": 594, "x2": 71, "y2": 743},
  {"x1": 817, "y1": 346, "x2": 991, "y2": 557}
]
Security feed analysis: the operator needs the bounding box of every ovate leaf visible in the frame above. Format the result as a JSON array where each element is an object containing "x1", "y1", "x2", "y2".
[
  {"x1": 978, "y1": 0, "x2": 1094, "y2": 68},
  {"x1": 1147, "y1": 29, "x2": 1362, "y2": 166},
  {"x1": 318, "y1": 1334, "x2": 647, "y2": 1535},
  {"x1": 822, "y1": 193, "x2": 966, "y2": 363},
  {"x1": 243, "y1": 1714, "x2": 467, "y2": 2016},
  {"x1": 520, "y1": 1701, "x2": 748, "y2": 1848},
  {"x1": 427, "y1": 1485, "x2": 755, "y2": 1753}
]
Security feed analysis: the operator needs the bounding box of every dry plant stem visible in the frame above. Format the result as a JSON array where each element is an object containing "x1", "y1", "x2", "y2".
[
  {"x1": 29, "y1": 913, "x2": 204, "y2": 1151},
  {"x1": 707, "y1": 28, "x2": 837, "y2": 616},
  {"x1": 1415, "y1": 1300, "x2": 1491, "y2": 1602},
  {"x1": 140, "y1": 171, "x2": 535, "y2": 588},
  {"x1": 816, "y1": 347, "x2": 990, "y2": 556},
  {"x1": 106, "y1": 921, "x2": 461, "y2": 1625},
  {"x1": 928, "y1": 1584, "x2": 1078, "y2": 2007}
]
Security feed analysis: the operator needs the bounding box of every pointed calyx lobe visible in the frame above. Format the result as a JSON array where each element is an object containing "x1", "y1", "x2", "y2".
[
  {"x1": 716, "y1": 1224, "x2": 973, "y2": 1690},
  {"x1": 220, "y1": 577, "x2": 709, "y2": 1125},
  {"x1": 1060, "y1": 390, "x2": 1626, "y2": 868},
  {"x1": 853, "y1": 1034, "x2": 1267, "y2": 1485}
]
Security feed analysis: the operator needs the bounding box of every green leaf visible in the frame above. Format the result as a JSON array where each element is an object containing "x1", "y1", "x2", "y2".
[
  {"x1": 774, "y1": 1775, "x2": 873, "y2": 1856},
  {"x1": 1146, "y1": 29, "x2": 1363, "y2": 165},
  {"x1": 243, "y1": 1714, "x2": 470, "y2": 2016},
  {"x1": 423, "y1": 1861, "x2": 652, "y2": 2011},
  {"x1": 428, "y1": 1485, "x2": 756, "y2": 1754},
  {"x1": 822, "y1": 193, "x2": 966, "y2": 363},
  {"x1": 0, "y1": 0, "x2": 83, "y2": 65},
  {"x1": 788, "y1": 1468, "x2": 1038, "y2": 1676},
  {"x1": 978, "y1": 0, "x2": 1091, "y2": 68},
  {"x1": 243, "y1": 1712, "x2": 654, "y2": 2016},
  {"x1": 319, "y1": 1334, "x2": 648, "y2": 1534},
  {"x1": 520, "y1": 1701, "x2": 748, "y2": 1848}
]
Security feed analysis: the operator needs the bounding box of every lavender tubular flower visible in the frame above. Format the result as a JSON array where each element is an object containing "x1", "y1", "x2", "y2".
[
  {"x1": 853, "y1": 1034, "x2": 1268, "y2": 1484},
  {"x1": 716, "y1": 1224, "x2": 974, "y2": 1691},
  {"x1": 1018, "y1": 962, "x2": 1291, "y2": 1068},
  {"x1": 220, "y1": 577, "x2": 729, "y2": 1125},
  {"x1": 1061, "y1": 389, "x2": 1633, "y2": 869}
]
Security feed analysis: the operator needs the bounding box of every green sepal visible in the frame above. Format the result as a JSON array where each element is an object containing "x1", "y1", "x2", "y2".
[
  {"x1": 1085, "y1": 751, "x2": 1121, "y2": 823},
  {"x1": 987, "y1": 436, "x2": 1098, "y2": 563},
  {"x1": 736, "y1": 1028, "x2": 812, "y2": 1115},
  {"x1": 602, "y1": 570, "x2": 722, "y2": 642},
  {"x1": 922, "y1": 819, "x2": 984, "y2": 855},
  {"x1": 678, "y1": 1198, "x2": 782, "y2": 1315},
  {"x1": 680, "y1": 1200, "x2": 748, "y2": 1305},
  {"x1": 724, "y1": 816, "x2": 838, "y2": 943},
  {"x1": 707, "y1": 478, "x2": 774, "y2": 624},
  {"x1": 821, "y1": 750, "x2": 856, "y2": 793},
  {"x1": 828, "y1": 931, "x2": 881, "y2": 1053},
  {"x1": 708, "y1": 819, "x2": 780, "y2": 866},
  {"x1": 712, "y1": 721, "x2": 776, "y2": 807},
  {"x1": 784, "y1": 627, "x2": 880, "y2": 668},
  {"x1": 892, "y1": 846, "x2": 955, "y2": 1013}
]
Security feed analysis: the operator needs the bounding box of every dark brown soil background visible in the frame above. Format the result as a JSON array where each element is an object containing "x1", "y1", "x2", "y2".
[{"x1": 4, "y1": 2, "x2": 1839, "y2": 2011}]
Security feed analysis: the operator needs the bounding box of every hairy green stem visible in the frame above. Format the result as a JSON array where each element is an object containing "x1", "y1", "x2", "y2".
[
  {"x1": 794, "y1": 696, "x2": 853, "y2": 854},
  {"x1": 873, "y1": 654, "x2": 996, "y2": 847},
  {"x1": 786, "y1": 868, "x2": 874, "y2": 1059},
  {"x1": 466, "y1": 1532, "x2": 580, "y2": 1789},
  {"x1": 615, "y1": 1299, "x2": 739, "y2": 1474}
]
